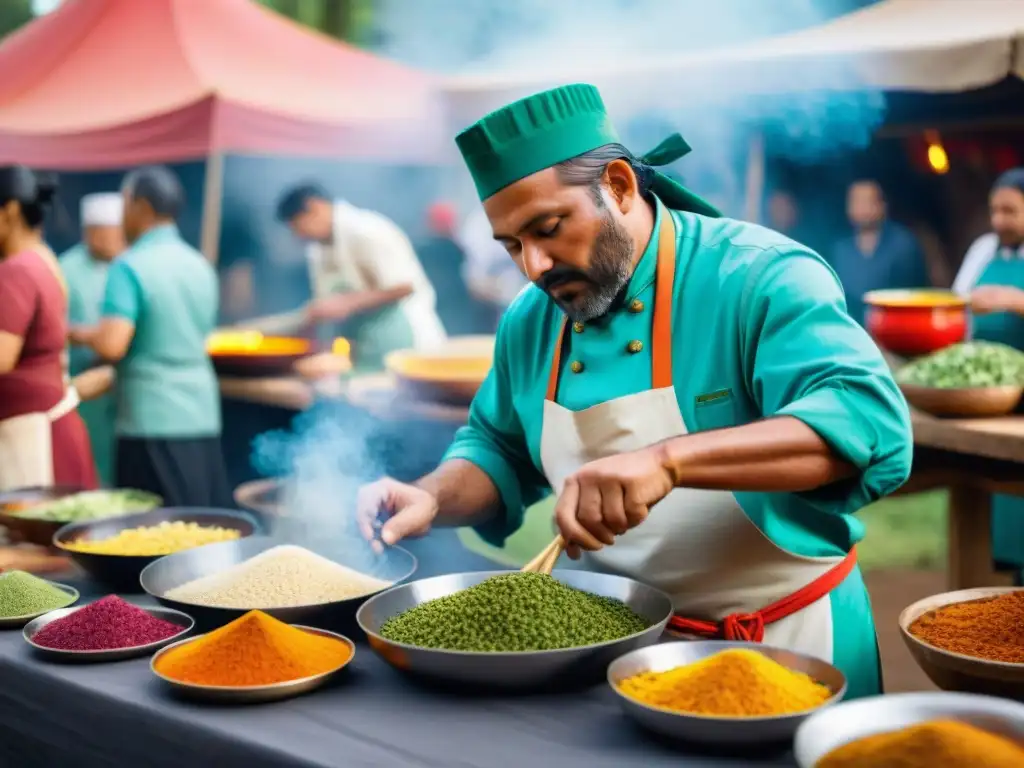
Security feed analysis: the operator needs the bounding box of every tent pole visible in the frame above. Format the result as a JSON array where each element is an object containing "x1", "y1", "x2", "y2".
[
  {"x1": 743, "y1": 132, "x2": 765, "y2": 224},
  {"x1": 200, "y1": 152, "x2": 225, "y2": 264}
]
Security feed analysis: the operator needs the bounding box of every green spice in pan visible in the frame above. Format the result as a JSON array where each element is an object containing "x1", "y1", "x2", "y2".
[
  {"x1": 0, "y1": 570, "x2": 75, "y2": 618},
  {"x1": 379, "y1": 572, "x2": 648, "y2": 651}
]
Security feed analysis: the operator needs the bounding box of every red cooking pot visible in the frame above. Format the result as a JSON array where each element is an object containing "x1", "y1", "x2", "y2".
[{"x1": 863, "y1": 290, "x2": 967, "y2": 357}]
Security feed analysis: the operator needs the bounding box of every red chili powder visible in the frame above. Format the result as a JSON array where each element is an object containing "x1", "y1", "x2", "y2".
[{"x1": 31, "y1": 595, "x2": 183, "y2": 651}]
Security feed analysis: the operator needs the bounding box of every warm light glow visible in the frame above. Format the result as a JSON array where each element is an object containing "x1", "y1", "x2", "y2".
[
  {"x1": 207, "y1": 330, "x2": 264, "y2": 353},
  {"x1": 927, "y1": 142, "x2": 949, "y2": 174}
]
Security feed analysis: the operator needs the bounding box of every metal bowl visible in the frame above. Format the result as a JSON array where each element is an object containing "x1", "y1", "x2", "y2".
[
  {"x1": 794, "y1": 691, "x2": 1024, "y2": 767},
  {"x1": 384, "y1": 347, "x2": 492, "y2": 406},
  {"x1": 898, "y1": 382, "x2": 1023, "y2": 418},
  {"x1": 151, "y1": 625, "x2": 354, "y2": 704},
  {"x1": 23, "y1": 602, "x2": 193, "y2": 662},
  {"x1": 356, "y1": 569, "x2": 672, "y2": 690},
  {"x1": 0, "y1": 580, "x2": 79, "y2": 629},
  {"x1": 607, "y1": 641, "x2": 846, "y2": 746},
  {"x1": 0, "y1": 485, "x2": 88, "y2": 546},
  {"x1": 900, "y1": 587, "x2": 1024, "y2": 698},
  {"x1": 140, "y1": 535, "x2": 416, "y2": 631},
  {"x1": 233, "y1": 478, "x2": 289, "y2": 518},
  {"x1": 53, "y1": 507, "x2": 262, "y2": 593}
]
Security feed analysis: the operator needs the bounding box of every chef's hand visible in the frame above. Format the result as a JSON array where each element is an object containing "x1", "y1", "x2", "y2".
[
  {"x1": 969, "y1": 285, "x2": 1024, "y2": 315},
  {"x1": 356, "y1": 477, "x2": 438, "y2": 553},
  {"x1": 554, "y1": 445, "x2": 674, "y2": 560}
]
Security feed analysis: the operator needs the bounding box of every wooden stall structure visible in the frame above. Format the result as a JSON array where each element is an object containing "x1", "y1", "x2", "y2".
[{"x1": 903, "y1": 413, "x2": 1024, "y2": 591}]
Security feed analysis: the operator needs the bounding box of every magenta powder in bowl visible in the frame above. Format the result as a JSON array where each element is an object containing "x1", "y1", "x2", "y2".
[{"x1": 31, "y1": 595, "x2": 182, "y2": 651}]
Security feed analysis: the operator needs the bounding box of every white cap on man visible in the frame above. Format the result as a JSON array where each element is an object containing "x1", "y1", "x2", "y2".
[{"x1": 80, "y1": 192, "x2": 123, "y2": 227}]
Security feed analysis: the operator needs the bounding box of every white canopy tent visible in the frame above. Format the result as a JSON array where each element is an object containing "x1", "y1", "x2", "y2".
[{"x1": 443, "y1": 0, "x2": 1024, "y2": 116}]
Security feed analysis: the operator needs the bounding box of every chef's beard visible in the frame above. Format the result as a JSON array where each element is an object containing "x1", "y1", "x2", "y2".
[{"x1": 538, "y1": 211, "x2": 634, "y2": 323}]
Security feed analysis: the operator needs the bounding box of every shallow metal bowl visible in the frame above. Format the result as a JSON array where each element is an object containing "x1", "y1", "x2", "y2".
[
  {"x1": 900, "y1": 587, "x2": 1024, "y2": 698},
  {"x1": 0, "y1": 580, "x2": 78, "y2": 629},
  {"x1": 23, "y1": 601, "x2": 193, "y2": 662},
  {"x1": 140, "y1": 535, "x2": 416, "y2": 632},
  {"x1": 607, "y1": 641, "x2": 846, "y2": 746},
  {"x1": 794, "y1": 691, "x2": 1024, "y2": 767},
  {"x1": 233, "y1": 478, "x2": 289, "y2": 519},
  {"x1": 356, "y1": 569, "x2": 672, "y2": 690},
  {"x1": 0, "y1": 484, "x2": 89, "y2": 546},
  {"x1": 53, "y1": 507, "x2": 262, "y2": 593},
  {"x1": 151, "y1": 625, "x2": 354, "y2": 704}
]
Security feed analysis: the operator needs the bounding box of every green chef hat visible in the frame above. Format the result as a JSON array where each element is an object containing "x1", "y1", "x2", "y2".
[{"x1": 455, "y1": 83, "x2": 721, "y2": 218}]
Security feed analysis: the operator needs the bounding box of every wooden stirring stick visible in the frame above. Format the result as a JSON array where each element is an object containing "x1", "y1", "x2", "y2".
[{"x1": 520, "y1": 535, "x2": 565, "y2": 575}]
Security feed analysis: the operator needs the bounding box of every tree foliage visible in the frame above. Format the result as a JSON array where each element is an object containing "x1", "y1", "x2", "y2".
[
  {"x1": 0, "y1": 0, "x2": 35, "y2": 41},
  {"x1": 257, "y1": 0, "x2": 373, "y2": 45}
]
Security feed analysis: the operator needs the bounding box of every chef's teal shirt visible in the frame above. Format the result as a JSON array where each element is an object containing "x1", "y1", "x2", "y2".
[
  {"x1": 444, "y1": 200, "x2": 914, "y2": 557},
  {"x1": 101, "y1": 224, "x2": 221, "y2": 439}
]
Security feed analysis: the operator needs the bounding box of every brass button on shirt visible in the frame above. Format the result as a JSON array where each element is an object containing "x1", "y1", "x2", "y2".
[{"x1": 443, "y1": 200, "x2": 913, "y2": 559}]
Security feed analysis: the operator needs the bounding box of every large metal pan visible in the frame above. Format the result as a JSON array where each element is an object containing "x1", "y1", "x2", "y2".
[{"x1": 356, "y1": 569, "x2": 672, "y2": 691}]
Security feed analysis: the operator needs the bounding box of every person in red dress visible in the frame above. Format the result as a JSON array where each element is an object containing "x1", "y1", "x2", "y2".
[{"x1": 0, "y1": 166, "x2": 97, "y2": 491}]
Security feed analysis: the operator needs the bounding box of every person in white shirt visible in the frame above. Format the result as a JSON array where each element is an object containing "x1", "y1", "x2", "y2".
[{"x1": 275, "y1": 184, "x2": 447, "y2": 371}]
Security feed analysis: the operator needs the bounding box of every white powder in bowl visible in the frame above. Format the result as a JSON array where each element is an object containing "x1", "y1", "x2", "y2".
[{"x1": 164, "y1": 544, "x2": 393, "y2": 608}]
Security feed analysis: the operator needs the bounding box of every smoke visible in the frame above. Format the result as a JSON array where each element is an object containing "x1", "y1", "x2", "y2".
[
  {"x1": 243, "y1": 2, "x2": 887, "y2": 564},
  {"x1": 250, "y1": 403, "x2": 387, "y2": 576},
  {"x1": 374, "y1": 0, "x2": 886, "y2": 214}
]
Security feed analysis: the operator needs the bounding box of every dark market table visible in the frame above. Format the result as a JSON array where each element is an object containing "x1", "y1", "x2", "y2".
[{"x1": 0, "y1": 545, "x2": 796, "y2": 768}]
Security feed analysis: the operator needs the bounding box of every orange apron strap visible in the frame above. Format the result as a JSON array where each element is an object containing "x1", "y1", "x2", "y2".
[
  {"x1": 651, "y1": 207, "x2": 676, "y2": 390},
  {"x1": 546, "y1": 205, "x2": 677, "y2": 402},
  {"x1": 668, "y1": 548, "x2": 859, "y2": 642},
  {"x1": 546, "y1": 317, "x2": 569, "y2": 402}
]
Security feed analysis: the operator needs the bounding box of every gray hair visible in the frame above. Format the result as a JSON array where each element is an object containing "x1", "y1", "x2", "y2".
[{"x1": 121, "y1": 165, "x2": 184, "y2": 219}]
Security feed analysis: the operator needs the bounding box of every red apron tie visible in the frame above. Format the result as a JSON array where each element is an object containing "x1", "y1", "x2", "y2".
[{"x1": 668, "y1": 548, "x2": 858, "y2": 642}]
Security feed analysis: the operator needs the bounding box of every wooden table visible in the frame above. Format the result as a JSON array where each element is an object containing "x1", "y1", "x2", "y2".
[{"x1": 905, "y1": 411, "x2": 1024, "y2": 590}]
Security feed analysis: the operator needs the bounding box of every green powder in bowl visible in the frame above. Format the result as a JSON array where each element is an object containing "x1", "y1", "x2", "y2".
[
  {"x1": 379, "y1": 572, "x2": 648, "y2": 652},
  {"x1": 0, "y1": 570, "x2": 76, "y2": 618}
]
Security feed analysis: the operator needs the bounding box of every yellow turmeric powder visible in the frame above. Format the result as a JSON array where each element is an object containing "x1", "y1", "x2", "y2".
[
  {"x1": 816, "y1": 719, "x2": 1024, "y2": 768},
  {"x1": 616, "y1": 648, "x2": 832, "y2": 717}
]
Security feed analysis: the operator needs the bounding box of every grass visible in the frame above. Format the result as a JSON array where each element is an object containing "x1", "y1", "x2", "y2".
[{"x1": 457, "y1": 491, "x2": 949, "y2": 571}]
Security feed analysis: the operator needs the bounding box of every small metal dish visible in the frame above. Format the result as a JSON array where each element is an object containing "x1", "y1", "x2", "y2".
[
  {"x1": 794, "y1": 691, "x2": 1024, "y2": 767},
  {"x1": 900, "y1": 586, "x2": 1024, "y2": 698},
  {"x1": 150, "y1": 626, "x2": 354, "y2": 704},
  {"x1": 0, "y1": 484, "x2": 88, "y2": 546},
  {"x1": 23, "y1": 602, "x2": 193, "y2": 662},
  {"x1": 357, "y1": 569, "x2": 672, "y2": 690},
  {"x1": 140, "y1": 536, "x2": 416, "y2": 631},
  {"x1": 607, "y1": 641, "x2": 847, "y2": 746},
  {"x1": 54, "y1": 507, "x2": 262, "y2": 592},
  {"x1": 0, "y1": 580, "x2": 79, "y2": 629}
]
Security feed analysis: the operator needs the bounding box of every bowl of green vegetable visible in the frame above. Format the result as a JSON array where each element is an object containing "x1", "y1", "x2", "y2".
[
  {"x1": 0, "y1": 488, "x2": 162, "y2": 547},
  {"x1": 356, "y1": 569, "x2": 672, "y2": 691},
  {"x1": 896, "y1": 342, "x2": 1024, "y2": 418}
]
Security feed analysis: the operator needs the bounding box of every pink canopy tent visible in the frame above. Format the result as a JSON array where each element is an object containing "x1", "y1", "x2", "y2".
[
  {"x1": 0, "y1": 0, "x2": 446, "y2": 168},
  {"x1": 0, "y1": 0, "x2": 447, "y2": 257}
]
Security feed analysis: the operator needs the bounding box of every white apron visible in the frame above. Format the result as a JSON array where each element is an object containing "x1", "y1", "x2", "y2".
[
  {"x1": 0, "y1": 387, "x2": 80, "y2": 492},
  {"x1": 538, "y1": 206, "x2": 856, "y2": 662}
]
